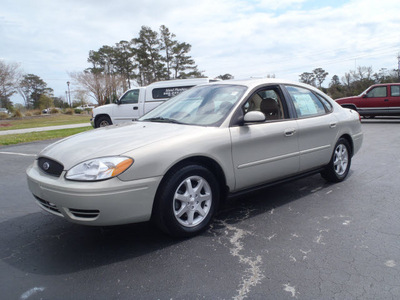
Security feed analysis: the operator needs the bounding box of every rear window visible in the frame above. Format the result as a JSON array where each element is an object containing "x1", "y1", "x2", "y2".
[
  {"x1": 152, "y1": 86, "x2": 194, "y2": 99},
  {"x1": 391, "y1": 86, "x2": 400, "y2": 97}
]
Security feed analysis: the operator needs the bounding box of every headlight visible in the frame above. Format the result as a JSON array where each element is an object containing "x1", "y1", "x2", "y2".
[{"x1": 65, "y1": 156, "x2": 133, "y2": 181}]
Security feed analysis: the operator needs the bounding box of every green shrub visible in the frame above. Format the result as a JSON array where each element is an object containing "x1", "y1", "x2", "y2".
[
  {"x1": 74, "y1": 108, "x2": 83, "y2": 114},
  {"x1": 12, "y1": 109, "x2": 23, "y2": 118},
  {"x1": 64, "y1": 108, "x2": 74, "y2": 115},
  {"x1": 50, "y1": 108, "x2": 59, "y2": 114},
  {"x1": 0, "y1": 112, "x2": 8, "y2": 120},
  {"x1": 32, "y1": 110, "x2": 42, "y2": 116}
]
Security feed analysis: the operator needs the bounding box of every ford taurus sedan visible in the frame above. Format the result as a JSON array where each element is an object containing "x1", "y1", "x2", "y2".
[{"x1": 27, "y1": 79, "x2": 363, "y2": 237}]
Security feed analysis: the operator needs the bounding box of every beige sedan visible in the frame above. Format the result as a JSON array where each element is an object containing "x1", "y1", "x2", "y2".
[{"x1": 27, "y1": 79, "x2": 363, "y2": 237}]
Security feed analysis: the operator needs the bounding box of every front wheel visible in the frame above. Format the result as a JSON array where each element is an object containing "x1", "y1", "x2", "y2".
[
  {"x1": 153, "y1": 165, "x2": 220, "y2": 237},
  {"x1": 95, "y1": 116, "x2": 112, "y2": 128},
  {"x1": 321, "y1": 138, "x2": 351, "y2": 182}
]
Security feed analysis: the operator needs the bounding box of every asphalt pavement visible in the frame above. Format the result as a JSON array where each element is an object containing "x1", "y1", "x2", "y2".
[{"x1": 0, "y1": 119, "x2": 400, "y2": 299}]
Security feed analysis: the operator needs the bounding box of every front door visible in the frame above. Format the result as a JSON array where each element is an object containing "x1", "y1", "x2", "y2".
[
  {"x1": 113, "y1": 89, "x2": 141, "y2": 124},
  {"x1": 230, "y1": 86, "x2": 300, "y2": 191}
]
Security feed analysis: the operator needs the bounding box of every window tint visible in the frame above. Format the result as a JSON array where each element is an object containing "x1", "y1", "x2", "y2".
[
  {"x1": 120, "y1": 89, "x2": 139, "y2": 104},
  {"x1": 243, "y1": 87, "x2": 285, "y2": 121},
  {"x1": 391, "y1": 86, "x2": 400, "y2": 97},
  {"x1": 152, "y1": 86, "x2": 194, "y2": 99},
  {"x1": 367, "y1": 86, "x2": 387, "y2": 97},
  {"x1": 285, "y1": 85, "x2": 327, "y2": 118}
]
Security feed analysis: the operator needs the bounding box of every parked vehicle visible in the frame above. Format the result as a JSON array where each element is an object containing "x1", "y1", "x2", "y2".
[
  {"x1": 91, "y1": 78, "x2": 218, "y2": 128},
  {"x1": 335, "y1": 83, "x2": 400, "y2": 118},
  {"x1": 42, "y1": 107, "x2": 61, "y2": 114},
  {"x1": 0, "y1": 108, "x2": 10, "y2": 115},
  {"x1": 75, "y1": 104, "x2": 96, "y2": 110},
  {"x1": 27, "y1": 79, "x2": 363, "y2": 237}
]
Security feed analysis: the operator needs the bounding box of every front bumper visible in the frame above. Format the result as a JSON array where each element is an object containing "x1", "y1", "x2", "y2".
[
  {"x1": 90, "y1": 118, "x2": 95, "y2": 128},
  {"x1": 26, "y1": 161, "x2": 162, "y2": 226}
]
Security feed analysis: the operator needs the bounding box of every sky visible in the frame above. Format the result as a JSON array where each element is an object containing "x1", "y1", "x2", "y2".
[{"x1": 1, "y1": 0, "x2": 400, "y2": 104}]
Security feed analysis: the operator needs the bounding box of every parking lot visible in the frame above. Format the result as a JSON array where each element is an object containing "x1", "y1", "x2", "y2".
[{"x1": 1, "y1": 118, "x2": 400, "y2": 299}]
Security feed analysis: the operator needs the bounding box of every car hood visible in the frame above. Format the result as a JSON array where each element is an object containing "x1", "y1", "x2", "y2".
[
  {"x1": 39, "y1": 122, "x2": 209, "y2": 169},
  {"x1": 335, "y1": 96, "x2": 359, "y2": 102},
  {"x1": 93, "y1": 103, "x2": 116, "y2": 114}
]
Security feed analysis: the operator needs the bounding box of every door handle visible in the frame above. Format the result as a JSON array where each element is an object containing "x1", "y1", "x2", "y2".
[
  {"x1": 284, "y1": 128, "x2": 296, "y2": 136},
  {"x1": 330, "y1": 123, "x2": 337, "y2": 128},
  {"x1": 384, "y1": 99, "x2": 389, "y2": 102},
  {"x1": 133, "y1": 106, "x2": 138, "y2": 110}
]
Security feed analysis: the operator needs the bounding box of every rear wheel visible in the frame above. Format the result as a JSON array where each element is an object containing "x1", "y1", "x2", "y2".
[
  {"x1": 321, "y1": 138, "x2": 351, "y2": 182},
  {"x1": 153, "y1": 164, "x2": 220, "y2": 237},
  {"x1": 95, "y1": 116, "x2": 112, "y2": 128}
]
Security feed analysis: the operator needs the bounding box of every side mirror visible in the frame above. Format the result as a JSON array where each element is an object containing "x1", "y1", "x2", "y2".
[
  {"x1": 362, "y1": 93, "x2": 367, "y2": 98},
  {"x1": 244, "y1": 111, "x2": 266, "y2": 123}
]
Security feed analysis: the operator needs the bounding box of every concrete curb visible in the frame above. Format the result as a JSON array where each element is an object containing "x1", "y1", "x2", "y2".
[{"x1": 0, "y1": 123, "x2": 92, "y2": 136}]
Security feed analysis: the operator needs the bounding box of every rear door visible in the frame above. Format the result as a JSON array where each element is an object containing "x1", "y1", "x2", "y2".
[
  {"x1": 388, "y1": 85, "x2": 400, "y2": 114},
  {"x1": 283, "y1": 85, "x2": 339, "y2": 171}
]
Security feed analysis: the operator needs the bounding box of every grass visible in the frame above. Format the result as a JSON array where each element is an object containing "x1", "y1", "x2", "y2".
[
  {"x1": 0, "y1": 127, "x2": 93, "y2": 146},
  {"x1": 0, "y1": 114, "x2": 91, "y2": 131}
]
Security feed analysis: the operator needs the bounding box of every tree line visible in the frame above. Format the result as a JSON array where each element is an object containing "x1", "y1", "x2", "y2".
[
  {"x1": 0, "y1": 25, "x2": 204, "y2": 111},
  {"x1": 299, "y1": 65, "x2": 400, "y2": 99},
  {"x1": 0, "y1": 60, "x2": 57, "y2": 111},
  {"x1": 70, "y1": 25, "x2": 203, "y2": 106}
]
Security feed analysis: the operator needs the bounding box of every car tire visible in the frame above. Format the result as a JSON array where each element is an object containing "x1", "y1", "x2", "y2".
[
  {"x1": 95, "y1": 116, "x2": 112, "y2": 128},
  {"x1": 153, "y1": 164, "x2": 220, "y2": 237},
  {"x1": 321, "y1": 138, "x2": 352, "y2": 182}
]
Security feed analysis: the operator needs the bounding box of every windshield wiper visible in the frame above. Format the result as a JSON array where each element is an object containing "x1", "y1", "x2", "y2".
[{"x1": 142, "y1": 117, "x2": 183, "y2": 124}]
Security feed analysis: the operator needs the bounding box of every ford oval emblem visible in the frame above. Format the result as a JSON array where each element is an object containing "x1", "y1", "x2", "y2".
[{"x1": 43, "y1": 162, "x2": 50, "y2": 170}]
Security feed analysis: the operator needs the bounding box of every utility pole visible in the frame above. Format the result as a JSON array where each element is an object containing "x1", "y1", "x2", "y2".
[
  {"x1": 67, "y1": 81, "x2": 71, "y2": 107},
  {"x1": 397, "y1": 53, "x2": 400, "y2": 79}
]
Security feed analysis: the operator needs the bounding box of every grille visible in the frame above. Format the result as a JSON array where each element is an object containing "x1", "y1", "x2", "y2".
[
  {"x1": 38, "y1": 157, "x2": 64, "y2": 177},
  {"x1": 35, "y1": 196, "x2": 63, "y2": 216},
  {"x1": 69, "y1": 208, "x2": 100, "y2": 219}
]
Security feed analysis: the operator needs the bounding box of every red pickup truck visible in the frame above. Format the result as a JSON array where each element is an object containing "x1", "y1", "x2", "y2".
[{"x1": 335, "y1": 83, "x2": 400, "y2": 118}]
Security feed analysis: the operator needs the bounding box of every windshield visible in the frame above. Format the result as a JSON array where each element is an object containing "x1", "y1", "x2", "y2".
[
  {"x1": 358, "y1": 87, "x2": 370, "y2": 97},
  {"x1": 139, "y1": 84, "x2": 247, "y2": 126}
]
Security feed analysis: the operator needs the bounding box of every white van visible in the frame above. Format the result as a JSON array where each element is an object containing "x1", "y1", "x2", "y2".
[{"x1": 91, "y1": 78, "x2": 219, "y2": 128}]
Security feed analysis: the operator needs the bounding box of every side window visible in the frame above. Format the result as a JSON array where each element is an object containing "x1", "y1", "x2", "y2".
[
  {"x1": 243, "y1": 87, "x2": 285, "y2": 120},
  {"x1": 316, "y1": 94, "x2": 333, "y2": 112},
  {"x1": 120, "y1": 89, "x2": 139, "y2": 104},
  {"x1": 366, "y1": 86, "x2": 387, "y2": 98},
  {"x1": 390, "y1": 86, "x2": 400, "y2": 97},
  {"x1": 285, "y1": 85, "x2": 327, "y2": 118},
  {"x1": 152, "y1": 86, "x2": 193, "y2": 99}
]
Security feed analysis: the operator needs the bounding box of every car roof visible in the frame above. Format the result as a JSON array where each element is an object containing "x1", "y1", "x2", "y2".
[
  {"x1": 369, "y1": 83, "x2": 400, "y2": 87},
  {"x1": 205, "y1": 78, "x2": 325, "y2": 94}
]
